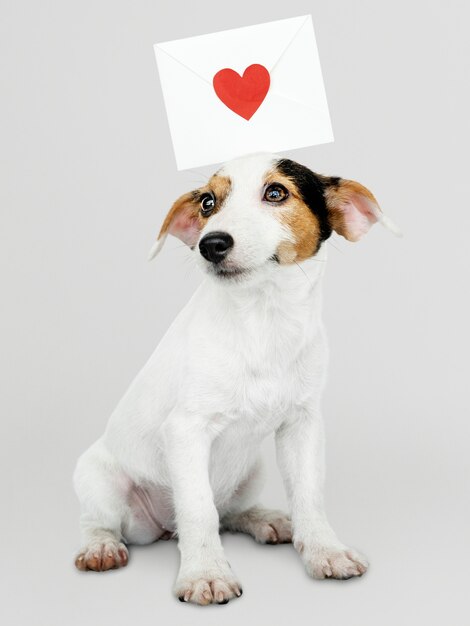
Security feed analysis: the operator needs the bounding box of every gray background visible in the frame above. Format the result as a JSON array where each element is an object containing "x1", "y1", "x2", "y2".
[{"x1": 1, "y1": 1, "x2": 469, "y2": 624}]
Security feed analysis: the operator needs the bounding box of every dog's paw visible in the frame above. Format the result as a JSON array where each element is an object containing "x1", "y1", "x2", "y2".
[
  {"x1": 223, "y1": 507, "x2": 292, "y2": 544},
  {"x1": 249, "y1": 511, "x2": 292, "y2": 544},
  {"x1": 175, "y1": 567, "x2": 243, "y2": 605},
  {"x1": 75, "y1": 541, "x2": 128, "y2": 572},
  {"x1": 301, "y1": 544, "x2": 368, "y2": 580}
]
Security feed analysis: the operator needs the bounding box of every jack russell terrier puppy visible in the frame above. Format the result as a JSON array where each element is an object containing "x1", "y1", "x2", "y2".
[{"x1": 74, "y1": 153, "x2": 399, "y2": 605}]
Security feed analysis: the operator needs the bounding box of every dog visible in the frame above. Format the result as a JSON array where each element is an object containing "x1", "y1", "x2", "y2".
[{"x1": 74, "y1": 152, "x2": 399, "y2": 605}]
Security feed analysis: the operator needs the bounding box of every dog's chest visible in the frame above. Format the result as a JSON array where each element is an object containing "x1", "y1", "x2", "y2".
[{"x1": 187, "y1": 296, "x2": 323, "y2": 422}]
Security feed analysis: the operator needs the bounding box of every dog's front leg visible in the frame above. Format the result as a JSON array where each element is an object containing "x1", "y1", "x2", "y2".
[
  {"x1": 164, "y1": 412, "x2": 242, "y2": 605},
  {"x1": 275, "y1": 408, "x2": 368, "y2": 580}
]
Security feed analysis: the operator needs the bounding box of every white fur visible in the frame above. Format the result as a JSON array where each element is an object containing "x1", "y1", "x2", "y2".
[{"x1": 74, "y1": 153, "x2": 369, "y2": 604}]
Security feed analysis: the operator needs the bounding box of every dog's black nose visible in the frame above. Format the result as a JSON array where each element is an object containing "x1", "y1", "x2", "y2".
[{"x1": 199, "y1": 232, "x2": 234, "y2": 264}]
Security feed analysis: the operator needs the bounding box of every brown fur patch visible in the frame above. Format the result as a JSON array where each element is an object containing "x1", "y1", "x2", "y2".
[
  {"x1": 324, "y1": 179, "x2": 379, "y2": 241},
  {"x1": 195, "y1": 174, "x2": 232, "y2": 228},
  {"x1": 157, "y1": 175, "x2": 232, "y2": 244},
  {"x1": 208, "y1": 174, "x2": 232, "y2": 204},
  {"x1": 265, "y1": 171, "x2": 322, "y2": 264},
  {"x1": 157, "y1": 191, "x2": 199, "y2": 241}
]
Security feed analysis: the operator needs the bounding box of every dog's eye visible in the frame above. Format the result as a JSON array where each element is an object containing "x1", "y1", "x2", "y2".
[
  {"x1": 264, "y1": 184, "x2": 288, "y2": 203},
  {"x1": 200, "y1": 193, "x2": 215, "y2": 217}
]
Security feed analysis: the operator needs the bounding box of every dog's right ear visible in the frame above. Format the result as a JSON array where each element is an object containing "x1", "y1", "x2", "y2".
[{"x1": 148, "y1": 191, "x2": 200, "y2": 260}]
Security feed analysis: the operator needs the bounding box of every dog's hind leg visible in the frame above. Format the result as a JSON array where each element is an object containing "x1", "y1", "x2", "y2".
[
  {"x1": 220, "y1": 458, "x2": 292, "y2": 545},
  {"x1": 73, "y1": 439, "x2": 132, "y2": 572}
]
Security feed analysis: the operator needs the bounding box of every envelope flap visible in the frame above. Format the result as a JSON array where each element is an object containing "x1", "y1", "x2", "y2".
[{"x1": 154, "y1": 15, "x2": 310, "y2": 83}]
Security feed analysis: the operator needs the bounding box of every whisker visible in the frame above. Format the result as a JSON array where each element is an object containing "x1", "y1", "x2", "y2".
[
  {"x1": 294, "y1": 261, "x2": 314, "y2": 287},
  {"x1": 328, "y1": 238, "x2": 344, "y2": 254},
  {"x1": 185, "y1": 170, "x2": 210, "y2": 184},
  {"x1": 169, "y1": 243, "x2": 192, "y2": 251}
]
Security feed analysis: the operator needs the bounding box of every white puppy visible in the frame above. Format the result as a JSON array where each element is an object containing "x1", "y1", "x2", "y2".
[{"x1": 74, "y1": 153, "x2": 398, "y2": 605}]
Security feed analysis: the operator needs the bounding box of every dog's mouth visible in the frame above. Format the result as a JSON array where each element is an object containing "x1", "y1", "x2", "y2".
[
  {"x1": 205, "y1": 255, "x2": 280, "y2": 281},
  {"x1": 209, "y1": 264, "x2": 250, "y2": 280}
]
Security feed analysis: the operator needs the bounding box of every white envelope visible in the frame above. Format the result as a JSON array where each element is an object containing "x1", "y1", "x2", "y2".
[{"x1": 154, "y1": 15, "x2": 333, "y2": 170}]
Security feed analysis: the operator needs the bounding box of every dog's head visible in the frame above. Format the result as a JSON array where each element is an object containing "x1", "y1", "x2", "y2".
[{"x1": 149, "y1": 153, "x2": 400, "y2": 281}]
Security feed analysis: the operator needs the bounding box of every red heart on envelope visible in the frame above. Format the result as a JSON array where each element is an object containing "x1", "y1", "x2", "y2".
[{"x1": 213, "y1": 64, "x2": 270, "y2": 120}]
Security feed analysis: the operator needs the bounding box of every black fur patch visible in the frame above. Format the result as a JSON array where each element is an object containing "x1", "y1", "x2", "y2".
[{"x1": 276, "y1": 159, "x2": 333, "y2": 246}]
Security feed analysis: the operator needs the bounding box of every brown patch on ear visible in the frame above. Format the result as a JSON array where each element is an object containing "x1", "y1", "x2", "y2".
[
  {"x1": 265, "y1": 171, "x2": 323, "y2": 264},
  {"x1": 324, "y1": 179, "x2": 380, "y2": 242},
  {"x1": 157, "y1": 191, "x2": 200, "y2": 247},
  {"x1": 158, "y1": 192, "x2": 197, "y2": 239}
]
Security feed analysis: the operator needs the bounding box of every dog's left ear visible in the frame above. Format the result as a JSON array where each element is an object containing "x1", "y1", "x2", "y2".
[
  {"x1": 323, "y1": 178, "x2": 401, "y2": 242},
  {"x1": 148, "y1": 191, "x2": 200, "y2": 260}
]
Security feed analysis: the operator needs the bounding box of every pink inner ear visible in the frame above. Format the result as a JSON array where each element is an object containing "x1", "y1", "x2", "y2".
[
  {"x1": 168, "y1": 209, "x2": 200, "y2": 247},
  {"x1": 340, "y1": 193, "x2": 379, "y2": 242}
]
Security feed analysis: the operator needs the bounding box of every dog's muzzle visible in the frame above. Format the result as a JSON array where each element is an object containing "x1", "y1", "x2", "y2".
[{"x1": 199, "y1": 232, "x2": 234, "y2": 264}]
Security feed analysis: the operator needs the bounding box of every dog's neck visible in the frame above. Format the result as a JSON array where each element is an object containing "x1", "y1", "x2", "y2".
[{"x1": 201, "y1": 245, "x2": 327, "y2": 333}]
